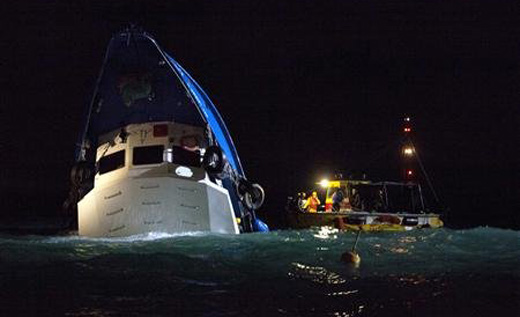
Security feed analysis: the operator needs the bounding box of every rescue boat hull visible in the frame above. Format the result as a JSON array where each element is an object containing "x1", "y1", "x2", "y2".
[{"x1": 286, "y1": 210, "x2": 443, "y2": 232}]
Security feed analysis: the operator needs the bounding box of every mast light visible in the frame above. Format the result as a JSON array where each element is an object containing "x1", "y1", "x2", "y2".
[{"x1": 403, "y1": 147, "x2": 414, "y2": 156}]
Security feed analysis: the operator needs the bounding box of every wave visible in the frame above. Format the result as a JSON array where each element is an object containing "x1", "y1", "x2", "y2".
[{"x1": 1, "y1": 227, "x2": 518, "y2": 316}]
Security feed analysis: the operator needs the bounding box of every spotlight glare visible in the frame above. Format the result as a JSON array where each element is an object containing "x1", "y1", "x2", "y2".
[
  {"x1": 403, "y1": 147, "x2": 414, "y2": 156},
  {"x1": 319, "y1": 179, "x2": 330, "y2": 188}
]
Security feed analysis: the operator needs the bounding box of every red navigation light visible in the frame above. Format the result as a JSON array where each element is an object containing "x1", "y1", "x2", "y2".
[
  {"x1": 406, "y1": 169, "x2": 413, "y2": 176},
  {"x1": 404, "y1": 127, "x2": 411, "y2": 133},
  {"x1": 153, "y1": 124, "x2": 168, "y2": 137}
]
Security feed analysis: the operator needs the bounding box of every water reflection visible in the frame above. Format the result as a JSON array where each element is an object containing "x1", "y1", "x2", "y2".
[
  {"x1": 313, "y1": 226, "x2": 339, "y2": 239},
  {"x1": 289, "y1": 262, "x2": 346, "y2": 285},
  {"x1": 327, "y1": 290, "x2": 359, "y2": 296}
]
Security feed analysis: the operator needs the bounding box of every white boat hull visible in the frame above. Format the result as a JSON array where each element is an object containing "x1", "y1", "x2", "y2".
[{"x1": 78, "y1": 176, "x2": 239, "y2": 237}]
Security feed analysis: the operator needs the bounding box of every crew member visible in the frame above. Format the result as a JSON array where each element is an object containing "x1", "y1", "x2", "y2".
[
  {"x1": 297, "y1": 192, "x2": 307, "y2": 211},
  {"x1": 332, "y1": 188, "x2": 344, "y2": 212},
  {"x1": 303, "y1": 191, "x2": 320, "y2": 212},
  {"x1": 350, "y1": 188, "x2": 361, "y2": 210}
]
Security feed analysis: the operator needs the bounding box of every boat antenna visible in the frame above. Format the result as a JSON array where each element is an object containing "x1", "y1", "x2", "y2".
[{"x1": 401, "y1": 116, "x2": 442, "y2": 208}]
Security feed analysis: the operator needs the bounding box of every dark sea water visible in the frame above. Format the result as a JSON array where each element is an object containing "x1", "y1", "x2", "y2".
[{"x1": 1, "y1": 227, "x2": 518, "y2": 316}]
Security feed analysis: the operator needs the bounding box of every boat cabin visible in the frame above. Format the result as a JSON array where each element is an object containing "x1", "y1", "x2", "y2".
[
  {"x1": 318, "y1": 179, "x2": 427, "y2": 214},
  {"x1": 94, "y1": 121, "x2": 207, "y2": 188}
]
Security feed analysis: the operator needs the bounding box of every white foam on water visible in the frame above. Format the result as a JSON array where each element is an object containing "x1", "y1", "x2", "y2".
[{"x1": 43, "y1": 231, "x2": 209, "y2": 244}]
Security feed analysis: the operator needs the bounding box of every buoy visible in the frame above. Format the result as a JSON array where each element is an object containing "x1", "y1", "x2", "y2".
[
  {"x1": 341, "y1": 251, "x2": 361, "y2": 265},
  {"x1": 341, "y1": 230, "x2": 362, "y2": 266},
  {"x1": 253, "y1": 218, "x2": 270, "y2": 232}
]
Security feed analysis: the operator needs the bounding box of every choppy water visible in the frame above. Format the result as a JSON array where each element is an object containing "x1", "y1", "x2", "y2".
[{"x1": 1, "y1": 227, "x2": 518, "y2": 316}]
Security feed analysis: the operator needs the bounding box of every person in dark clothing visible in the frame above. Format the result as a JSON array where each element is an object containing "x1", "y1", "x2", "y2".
[
  {"x1": 350, "y1": 188, "x2": 361, "y2": 210},
  {"x1": 332, "y1": 188, "x2": 344, "y2": 212}
]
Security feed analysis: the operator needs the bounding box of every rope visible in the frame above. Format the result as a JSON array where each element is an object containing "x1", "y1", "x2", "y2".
[
  {"x1": 409, "y1": 139, "x2": 441, "y2": 206},
  {"x1": 352, "y1": 229, "x2": 362, "y2": 252}
]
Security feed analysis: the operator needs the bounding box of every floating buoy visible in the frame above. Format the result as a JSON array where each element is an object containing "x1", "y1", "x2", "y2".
[
  {"x1": 253, "y1": 218, "x2": 270, "y2": 232},
  {"x1": 341, "y1": 230, "x2": 362, "y2": 266},
  {"x1": 341, "y1": 251, "x2": 361, "y2": 265}
]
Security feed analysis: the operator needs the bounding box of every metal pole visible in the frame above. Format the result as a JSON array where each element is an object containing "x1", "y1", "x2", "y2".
[
  {"x1": 77, "y1": 37, "x2": 115, "y2": 162},
  {"x1": 383, "y1": 182, "x2": 389, "y2": 212},
  {"x1": 418, "y1": 184, "x2": 426, "y2": 213}
]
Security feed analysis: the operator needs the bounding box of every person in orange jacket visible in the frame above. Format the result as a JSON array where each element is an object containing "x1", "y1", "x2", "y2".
[{"x1": 303, "y1": 191, "x2": 321, "y2": 212}]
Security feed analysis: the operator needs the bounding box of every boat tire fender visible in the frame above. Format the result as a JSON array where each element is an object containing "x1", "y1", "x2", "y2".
[
  {"x1": 202, "y1": 146, "x2": 225, "y2": 175},
  {"x1": 236, "y1": 178, "x2": 252, "y2": 197},
  {"x1": 240, "y1": 181, "x2": 265, "y2": 210}
]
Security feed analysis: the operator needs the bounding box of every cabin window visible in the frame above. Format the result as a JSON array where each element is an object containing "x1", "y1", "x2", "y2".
[
  {"x1": 133, "y1": 145, "x2": 165, "y2": 165},
  {"x1": 164, "y1": 146, "x2": 201, "y2": 167},
  {"x1": 98, "y1": 150, "x2": 126, "y2": 175}
]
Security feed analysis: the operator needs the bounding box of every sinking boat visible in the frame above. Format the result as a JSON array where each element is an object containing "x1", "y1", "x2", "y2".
[{"x1": 63, "y1": 27, "x2": 267, "y2": 237}]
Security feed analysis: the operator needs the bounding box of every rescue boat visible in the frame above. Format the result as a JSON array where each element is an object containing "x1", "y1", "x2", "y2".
[
  {"x1": 285, "y1": 117, "x2": 444, "y2": 232},
  {"x1": 286, "y1": 179, "x2": 443, "y2": 231},
  {"x1": 63, "y1": 27, "x2": 267, "y2": 237}
]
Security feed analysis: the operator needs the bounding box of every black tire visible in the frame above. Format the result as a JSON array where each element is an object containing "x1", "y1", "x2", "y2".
[
  {"x1": 243, "y1": 183, "x2": 265, "y2": 210},
  {"x1": 236, "y1": 178, "x2": 253, "y2": 197},
  {"x1": 202, "y1": 146, "x2": 225, "y2": 175}
]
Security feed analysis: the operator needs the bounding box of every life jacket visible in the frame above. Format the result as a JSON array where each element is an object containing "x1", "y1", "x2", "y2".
[{"x1": 307, "y1": 196, "x2": 320, "y2": 212}]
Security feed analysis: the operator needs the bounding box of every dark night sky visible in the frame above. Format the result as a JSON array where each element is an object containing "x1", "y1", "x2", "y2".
[{"x1": 0, "y1": 1, "x2": 518, "y2": 228}]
